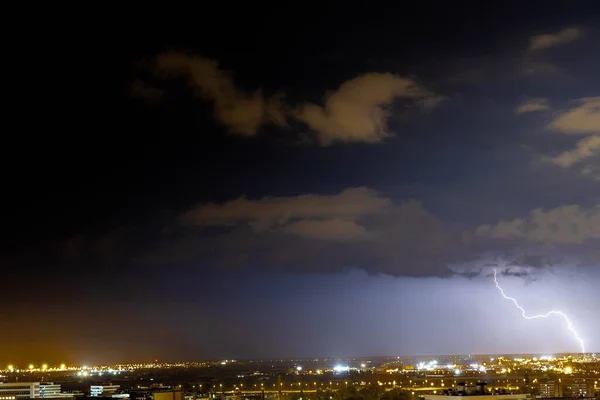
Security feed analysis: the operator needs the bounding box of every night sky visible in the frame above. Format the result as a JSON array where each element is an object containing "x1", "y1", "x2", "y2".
[{"x1": 2, "y1": 1, "x2": 599, "y2": 365}]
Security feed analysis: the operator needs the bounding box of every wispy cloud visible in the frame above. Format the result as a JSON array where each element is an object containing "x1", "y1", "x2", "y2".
[
  {"x1": 529, "y1": 27, "x2": 584, "y2": 51},
  {"x1": 140, "y1": 52, "x2": 442, "y2": 146},
  {"x1": 544, "y1": 97, "x2": 600, "y2": 177},
  {"x1": 552, "y1": 135, "x2": 600, "y2": 168},
  {"x1": 294, "y1": 73, "x2": 441, "y2": 145},
  {"x1": 179, "y1": 187, "x2": 391, "y2": 236},
  {"x1": 515, "y1": 98, "x2": 550, "y2": 114},
  {"x1": 548, "y1": 97, "x2": 600, "y2": 134},
  {"x1": 154, "y1": 52, "x2": 287, "y2": 136}
]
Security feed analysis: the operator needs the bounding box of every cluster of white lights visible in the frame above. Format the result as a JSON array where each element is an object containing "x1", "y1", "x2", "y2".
[
  {"x1": 417, "y1": 360, "x2": 438, "y2": 371},
  {"x1": 77, "y1": 369, "x2": 121, "y2": 377},
  {"x1": 538, "y1": 356, "x2": 554, "y2": 361},
  {"x1": 333, "y1": 365, "x2": 349, "y2": 373}
]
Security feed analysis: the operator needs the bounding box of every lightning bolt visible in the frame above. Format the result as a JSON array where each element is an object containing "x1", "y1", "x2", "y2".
[{"x1": 493, "y1": 269, "x2": 585, "y2": 354}]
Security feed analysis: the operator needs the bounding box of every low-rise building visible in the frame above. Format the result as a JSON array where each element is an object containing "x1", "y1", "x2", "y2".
[
  {"x1": 91, "y1": 386, "x2": 121, "y2": 397},
  {"x1": 0, "y1": 382, "x2": 42, "y2": 399}
]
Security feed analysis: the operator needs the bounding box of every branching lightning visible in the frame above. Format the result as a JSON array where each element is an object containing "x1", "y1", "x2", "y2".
[{"x1": 493, "y1": 269, "x2": 585, "y2": 354}]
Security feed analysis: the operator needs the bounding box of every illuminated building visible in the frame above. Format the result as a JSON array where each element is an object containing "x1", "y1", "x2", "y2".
[
  {"x1": 39, "y1": 383, "x2": 63, "y2": 398},
  {"x1": 0, "y1": 382, "x2": 62, "y2": 399},
  {"x1": 90, "y1": 385, "x2": 120, "y2": 397},
  {"x1": 424, "y1": 395, "x2": 532, "y2": 400},
  {"x1": 424, "y1": 383, "x2": 533, "y2": 400},
  {"x1": 0, "y1": 383, "x2": 42, "y2": 399},
  {"x1": 564, "y1": 379, "x2": 595, "y2": 398},
  {"x1": 538, "y1": 380, "x2": 561, "y2": 398},
  {"x1": 0, "y1": 382, "x2": 72, "y2": 400}
]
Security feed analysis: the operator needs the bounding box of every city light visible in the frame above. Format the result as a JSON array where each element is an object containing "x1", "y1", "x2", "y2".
[
  {"x1": 0, "y1": 356, "x2": 597, "y2": 399},
  {"x1": 564, "y1": 366, "x2": 573, "y2": 374},
  {"x1": 493, "y1": 269, "x2": 585, "y2": 354}
]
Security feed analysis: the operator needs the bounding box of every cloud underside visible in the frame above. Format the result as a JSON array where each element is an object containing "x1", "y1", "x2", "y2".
[
  {"x1": 144, "y1": 52, "x2": 441, "y2": 145},
  {"x1": 477, "y1": 205, "x2": 600, "y2": 245},
  {"x1": 162, "y1": 187, "x2": 464, "y2": 277},
  {"x1": 56, "y1": 188, "x2": 590, "y2": 279}
]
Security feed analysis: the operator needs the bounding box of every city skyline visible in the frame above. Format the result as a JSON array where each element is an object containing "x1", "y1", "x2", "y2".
[
  {"x1": 2, "y1": 353, "x2": 599, "y2": 369},
  {"x1": 1, "y1": 0, "x2": 599, "y2": 363},
  {"x1": 0, "y1": 354, "x2": 597, "y2": 400}
]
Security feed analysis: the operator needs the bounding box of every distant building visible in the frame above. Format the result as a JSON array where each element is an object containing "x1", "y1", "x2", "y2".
[
  {"x1": 91, "y1": 386, "x2": 121, "y2": 397},
  {"x1": 40, "y1": 383, "x2": 62, "y2": 398},
  {"x1": 424, "y1": 383, "x2": 532, "y2": 400},
  {"x1": 564, "y1": 379, "x2": 595, "y2": 398},
  {"x1": 152, "y1": 391, "x2": 184, "y2": 400},
  {"x1": 424, "y1": 395, "x2": 532, "y2": 400},
  {"x1": 0, "y1": 382, "x2": 71, "y2": 399},
  {"x1": 0, "y1": 382, "x2": 40, "y2": 399},
  {"x1": 539, "y1": 380, "x2": 561, "y2": 397}
]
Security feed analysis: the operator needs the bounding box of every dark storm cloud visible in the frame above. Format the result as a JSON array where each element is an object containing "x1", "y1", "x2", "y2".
[
  {"x1": 500, "y1": 268, "x2": 530, "y2": 278},
  {"x1": 454, "y1": 266, "x2": 534, "y2": 281},
  {"x1": 476, "y1": 204, "x2": 600, "y2": 245},
  {"x1": 144, "y1": 189, "x2": 467, "y2": 278},
  {"x1": 508, "y1": 254, "x2": 557, "y2": 269},
  {"x1": 43, "y1": 186, "x2": 600, "y2": 284},
  {"x1": 6, "y1": 188, "x2": 461, "y2": 281},
  {"x1": 143, "y1": 193, "x2": 597, "y2": 280},
  {"x1": 6, "y1": 2, "x2": 600, "y2": 364},
  {"x1": 48, "y1": 22, "x2": 600, "y2": 283}
]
